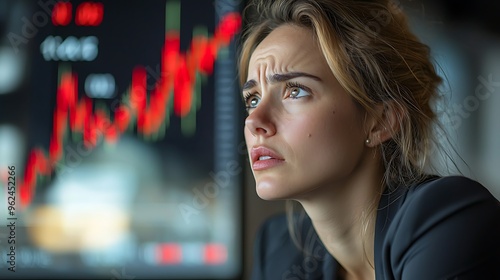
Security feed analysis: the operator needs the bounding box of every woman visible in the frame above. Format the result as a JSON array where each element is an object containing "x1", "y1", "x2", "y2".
[{"x1": 238, "y1": 0, "x2": 500, "y2": 279}]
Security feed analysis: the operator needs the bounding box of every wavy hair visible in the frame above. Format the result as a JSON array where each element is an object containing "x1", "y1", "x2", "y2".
[{"x1": 238, "y1": 0, "x2": 444, "y2": 263}]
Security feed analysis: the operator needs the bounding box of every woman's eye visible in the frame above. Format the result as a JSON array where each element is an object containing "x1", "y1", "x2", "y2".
[
  {"x1": 245, "y1": 95, "x2": 261, "y2": 109},
  {"x1": 249, "y1": 96, "x2": 260, "y2": 107},
  {"x1": 288, "y1": 87, "x2": 310, "y2": 99}
]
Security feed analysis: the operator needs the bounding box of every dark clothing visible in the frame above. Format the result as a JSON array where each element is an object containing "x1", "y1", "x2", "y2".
[{"x1": 251, "y1": 176, "x2": 500, "y2": 279}]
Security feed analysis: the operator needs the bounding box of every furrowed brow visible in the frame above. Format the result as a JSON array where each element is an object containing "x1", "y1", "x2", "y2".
[
  {"x1": 242, "y1": 72, "x2": 321, "y2": 91},
  {"x1": 268, "y1": 72, "x2": 321, "y2": 83},
  {"x1": 242, "y1": 79, "x2": 257, "y2": 91}
]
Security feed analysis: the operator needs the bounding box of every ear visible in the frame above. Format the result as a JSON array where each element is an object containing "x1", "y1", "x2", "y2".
[{"x1": 365, "y1": 101, "x2": 402, "y2": 147}]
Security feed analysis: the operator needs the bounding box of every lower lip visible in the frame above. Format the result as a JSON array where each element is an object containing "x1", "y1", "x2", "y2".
[{"x1": 252, "y1": 159, "x2": 284, "y2": 171}]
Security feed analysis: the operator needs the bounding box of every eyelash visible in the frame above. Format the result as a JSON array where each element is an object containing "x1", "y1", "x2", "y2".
[
  {"x1": 243, "y1": 91, "x2": 255, "y2": 106},
  {"x1": 285, "y1": 81, "x2": 309, "y2": 99},
  {"x1": 242, "y1": 81, "x2": 310, "y2": 110}
]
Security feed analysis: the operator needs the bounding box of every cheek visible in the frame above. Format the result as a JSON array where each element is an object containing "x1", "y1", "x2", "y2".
[
  {"x1": 279, "y1": 114, "x2": 332, "y2": 160},
  {"x1": 287, "y1": 109, "x2": 364, "y2": 160}
]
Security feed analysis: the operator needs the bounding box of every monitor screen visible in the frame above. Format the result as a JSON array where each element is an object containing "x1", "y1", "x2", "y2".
[{"x1": 0, "y1": 0, "x2": 244, "y2": 279}]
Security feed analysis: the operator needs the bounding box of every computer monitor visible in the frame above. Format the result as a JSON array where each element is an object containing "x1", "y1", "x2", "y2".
[{"x1": 0, "y1": 0, "x2": 244, "y2": 279}]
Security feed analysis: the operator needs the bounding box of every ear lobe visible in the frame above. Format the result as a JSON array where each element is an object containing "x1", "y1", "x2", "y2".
[{"x1": 366, "y1": 101, "x2": 403, "y2": 146}]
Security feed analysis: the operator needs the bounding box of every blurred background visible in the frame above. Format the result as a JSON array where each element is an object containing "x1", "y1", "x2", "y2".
[
  {"x1": 0, "y1": 0, "x2": 499, "y2": 279},
  {"x1": 0, "y1": 0, "x2": 244, "y2": 279}
]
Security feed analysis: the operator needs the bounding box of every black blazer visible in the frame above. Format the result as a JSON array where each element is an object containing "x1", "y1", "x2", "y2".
[{"x1": 250, "y1": 176, "x2": 500, "y2": 279}]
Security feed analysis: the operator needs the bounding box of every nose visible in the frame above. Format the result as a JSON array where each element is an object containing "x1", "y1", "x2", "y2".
[{"x1": 244, "y1": 100, "x2": 277, "y2": 138}]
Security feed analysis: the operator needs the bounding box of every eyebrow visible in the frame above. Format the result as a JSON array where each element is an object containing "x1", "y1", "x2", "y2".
[{"x1": 242, "y1": 72, "x2": 321, "y2": 91}]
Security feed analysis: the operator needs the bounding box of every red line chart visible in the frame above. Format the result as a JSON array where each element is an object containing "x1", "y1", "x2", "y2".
[{"x1": 16, "y1": 12, "x2": 241, "y2": 208}]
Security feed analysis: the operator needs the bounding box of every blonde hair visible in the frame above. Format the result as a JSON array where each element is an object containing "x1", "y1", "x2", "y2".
[{"x1": 239, "y1": 0, "x2": 444, "y2": 262}]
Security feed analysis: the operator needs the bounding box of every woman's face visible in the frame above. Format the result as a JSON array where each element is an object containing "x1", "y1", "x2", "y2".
[{"x1": 243, "y1": 24, "x2": 369, "y2": 200}]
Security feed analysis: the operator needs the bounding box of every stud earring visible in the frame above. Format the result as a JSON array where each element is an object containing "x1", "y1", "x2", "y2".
[{"x1": 365, "y1": 139, "x2": 371, "y2": 144}]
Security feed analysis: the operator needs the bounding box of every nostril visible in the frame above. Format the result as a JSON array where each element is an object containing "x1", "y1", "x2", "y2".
[
  {"x1": 256, "y1": 127, "x2": 268, "y2": 135},
  {"x1": 245, "y1": 116, "x2": 272, "y2": 137}
]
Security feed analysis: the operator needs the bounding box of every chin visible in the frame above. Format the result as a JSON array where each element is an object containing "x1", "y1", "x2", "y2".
[
  {"x1": 256, "y1": 190, "x2": 285, "y2": 201},
  {"x1": 255, "y1": 180, "x2": 303, "y2": 201}
]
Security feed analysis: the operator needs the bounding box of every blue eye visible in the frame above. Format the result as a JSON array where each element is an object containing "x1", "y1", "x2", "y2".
[
  {"x1": 289, "y1": 87, "x2": 309, "y2": 98},
  {"x1": 244, "y1": 93, "x2": 260, "y2": 110},
  {"x1": 286, "y1": 82, "x2": 310, "y2": 99}
]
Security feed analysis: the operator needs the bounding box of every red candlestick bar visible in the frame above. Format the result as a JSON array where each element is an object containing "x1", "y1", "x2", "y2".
[{"x1": 18, "y1": 12, "x2": 241, "y2": 208}]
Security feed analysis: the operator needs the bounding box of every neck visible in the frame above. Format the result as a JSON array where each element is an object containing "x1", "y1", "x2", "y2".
[{"x1": 296, "y1": 155, "x2": 384, "y2": 280}]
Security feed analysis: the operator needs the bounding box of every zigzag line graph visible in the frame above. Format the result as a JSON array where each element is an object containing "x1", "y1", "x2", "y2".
[{"x1": 16, "y1": 10, "x2": 241, "y2": 208}]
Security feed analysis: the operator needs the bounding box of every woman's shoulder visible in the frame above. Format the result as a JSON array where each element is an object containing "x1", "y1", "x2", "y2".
[
  {"x1": 399, "y1": 175, "x2": 500, "y2": 222},
  {"x1": 408, "y1": 175, "x2": 498, "y2": 201},
  {"x1": 398, "y1": 175, "x2": 496, "y2": 209},
  {"x1": 388, "y1": 175, "x2": 500, "y2": 236},
  {"x1": 376, "y1": 176, "x2": 500, "y2": 279},
  {"x1": 378, "y1": 175, "x2": 500, "y2": 236}
]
